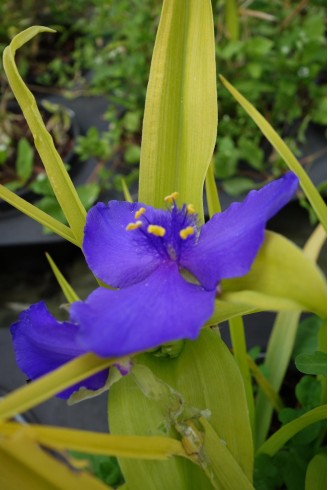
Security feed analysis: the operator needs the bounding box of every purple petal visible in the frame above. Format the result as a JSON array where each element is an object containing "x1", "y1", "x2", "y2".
[
  {"x1": 180, "y1": 172, "x2": 299, "y2": 290},
  {"x1": 10, "y1": 302, "x2": 109, "y2": 399},
  {"x1": 71, "y1": 263, "x2": 215, "y2": 357},
  {"x1": 83, "y1": 200, "x2": 167, "y2": 288}
]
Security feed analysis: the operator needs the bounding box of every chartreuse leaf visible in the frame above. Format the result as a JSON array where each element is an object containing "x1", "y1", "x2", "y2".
[
  {"x1": 224, "y1": 0, "x2": 239, "y2": 41},
  {"x1": 0, "y1": 423, "x2": 186, "y2": 461},
  {"x1": 0, "y1": 431, "x2": 110, "y2": 490},
  {"x1": 108, "y1": 329, "x2": 253, "y2": 490},
  {"x1": 3, "y1": 26, "x2": 86, "y2": 245},
  {"x1": 257, "y1": 405, "x2": 327, "y2": 457},
  {"x1": 229, "y1": 316, "x2": 255, "y2": 435},
  {"x1": 139, "y1": 0, "x2": 217, "y2": 217},
  {"x1": 16, "y1": 137, "x2": 34, "y2": 182},
  {"x1": 0, "y1": 354, "x2": 117, "y2": 422},
  {"x1": 219, "y1": 75, "x2": 327, "y2": 231},
  {"x1": 205, "y1": 299, "x2": 257, "y2": 326},
  {"x1": 305, "y1": 454, "x2": 327, "y2": 490},
  {"x1": 199, "y1": 418, "x2": 253, "y2": 490},
  {"x1": 222, "y1": 231, "x2": 327, "y2": 319},
  {"x1": 254, "y1": 224, "x2": 327, "y2": 448},
  {"x1": 45, "y1": 253, "x2": 80, "y2": 303},
  {"x1": 205, "y1": 159, "x2": 221, "y2": 215},
  {"x1": 247, "y1": 356, "x2": 283, "y2": 412},
  {"x1": 0, "y1": 184, "x2": 78, "y2": 245},
  {"x1": 121, "y1": 178, "x2": 133, "y2": 203}
]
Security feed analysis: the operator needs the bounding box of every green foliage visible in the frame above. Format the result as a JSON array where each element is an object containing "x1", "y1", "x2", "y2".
[
  {"x1": 295, "y1": 352, "x2": 327, "y2": 376},
  {"x1": 1, "y1": 1, "x2": 325, "y2": 203},
  {"x1": 292, "y1": 316, "x2": 322, "y2": 359},
  {"x1": 15, "y1": 137, "x2": 34, "y2": 182},
  {"x1": 254, "y1": 375, "x2": 325, "y2": 489},
  {"x1": 254, "y1": 311, "x2": 326, "y2": 489},
  {"x1": 36, "y1": 182, "x2": 100, "y2": 233},
  {"x1": 213, "y1": 1, "x2": 326, "y2": 193},
  {"x1": 70, "y1": 451, "x2": 124, "y2": 487}
]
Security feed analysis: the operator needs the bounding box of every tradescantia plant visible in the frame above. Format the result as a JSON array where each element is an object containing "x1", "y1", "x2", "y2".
[{"x1": 0, "y1": 1, "x2": 326, "y2": 489}]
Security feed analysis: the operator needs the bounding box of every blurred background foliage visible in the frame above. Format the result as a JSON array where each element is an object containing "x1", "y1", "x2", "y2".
[{"x1": 0, "y1": 0, "x2": 326, "y2": 206}]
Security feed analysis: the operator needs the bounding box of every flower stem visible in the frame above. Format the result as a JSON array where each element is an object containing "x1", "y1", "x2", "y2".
[
  {"x1": 257, "y1": 405, "x2": 327, "y2": 457},
  {"x1": 229, "y1": 316, "x2": 255, "y2": 435}
]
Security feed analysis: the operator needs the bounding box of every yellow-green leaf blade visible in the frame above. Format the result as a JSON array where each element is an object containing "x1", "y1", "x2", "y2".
[
  {"x1": 0, "y1": 431, "x2": 111, "y2": 490},
  {"x1": 305, "y1": 454, "x2": 327, "y2": 490},
  {"x1": 219, "y1": 75, "x2": 327, "y2": 231},
  {"x1": 139, "y1": 0, "x2": 217, "y2": 216},
  {"x1": 257, "y1": 405, "x2": 327, "y2": 457},
  {"x1": 46, "y1": 253, "x2": 80, "y2": 303},
  {"x1": 222, "y1": 231, "x2": 327, "y2": 318},
  {"x1": 1, "y1": 423, "x2": 186, "y2": 461},
  {"x1": 0, "y1": 354, "x2": 117, "y2": 422},
  {"x1": 3, "y1": 26, "x2": 86, "y2": 245},
  {"x1": 0, "y1": 184, "x2": 78, "y2": 246}
]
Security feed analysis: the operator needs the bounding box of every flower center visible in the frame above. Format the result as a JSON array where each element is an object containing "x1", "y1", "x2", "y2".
[{"x1": 125, "y1": 193, "x2": 198, "y2": 262}]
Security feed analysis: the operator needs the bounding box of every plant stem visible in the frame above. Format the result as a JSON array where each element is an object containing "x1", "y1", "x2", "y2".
[{"x1": 229, "y1": 316, "x2": 255, "y2": 435}]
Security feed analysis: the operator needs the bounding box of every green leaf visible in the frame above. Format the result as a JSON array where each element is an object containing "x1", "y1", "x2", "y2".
[
  {"x1": 45, "y1": 253, "x2": 80, "y2": 303},
  {"x1": 70, "y1": 452, "x2": 123, "y2": 487},
  {"x1": 124, "y1": 144, "x2": 141, "y2": 165},
  {"x1": 3, "y1": 26, "x2": 86, "y2": 245},
  {"x1": 109, "y1": 329, "x2": 254, "y2": 489},
  {"x1": 295, "y1": 352, "x2": 327, "y2": 376},
  {"x1": 139, "y1": 0, "x2": 217, "y2": 217},
  {"x1": 257, "y1": 405, "x2": 327, "y2": 457},
  {"x1": 224, "y1": 0, "x2": 239, "y2": 41},
  {"x1": 245, "y1": 37, "x2": 273, "y2": 57},
  {"x1": 15, "y1": 137, "x2": 34, "y2": 182},
  {"x1": 0, "y1": 354, "x2": 117, "y2": 423},
  {"x1": 254, "y1": 224, "x2": 327, "y2": 449},
  {"x1": 205, "y1": 159, "x2": 221, "y2": 215},
  {"x1": 215, "y1": 136, "x2": 239, "y2": 179},
  {"x1": 219, "y1": 75, "x2": 327, "y2": 231},
  {"x1": 1, "y1": 423, "x2": 186, "y2": 462},
  {"x1": 293, "y1": 316, "x2": 322, "y2": 359},
  {"x1": 305, "y1": 454, "x2": 327, "y2": 490},
  {"x1": 295, "y1": 376, "x2": 322, "y2": 409},
  {"x1": 222, "y1": 177, "x2": 258, "y2": 197},
  {"x1": 0, "y1": 431, "x2": 111, "y2": 490},
  {"x1": 77, "y1": 183, "x2": 100, "y2": 209},
  {"x1": 0, "y1": 184, "x2": 78, "y2": 246},
  {"x1": 222, "y1": 231, "x2": 327, "y2": 319}
]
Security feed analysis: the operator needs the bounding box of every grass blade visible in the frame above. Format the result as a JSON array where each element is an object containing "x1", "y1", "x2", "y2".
[
  {"x1": 3, "y1": 26, "x2": 87, "y2": 245},
  {"x1": 219, "y1": 75, "x2": 327, "y2": 231}
]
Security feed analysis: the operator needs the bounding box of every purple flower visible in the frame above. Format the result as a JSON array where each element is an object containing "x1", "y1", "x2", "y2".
[
  {"x1": 10, "y1": 172, "x2": 298, "y2": 398},
  {"x1": 10, "y1": 302, "x2": 109, "y2": 399}
]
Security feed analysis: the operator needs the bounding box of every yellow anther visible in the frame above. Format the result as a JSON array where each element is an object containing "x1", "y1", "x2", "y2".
[
  {"x1": 180, "y1": 226, "x2": 195, "y2": 240},
  {"x1": 164, "y1": 191, "x2": 179, "y2": 203},
  {"x1": 187, "y1": 203, "x2": 195, "y2": 214},
  {"x1": 147, "y1": 225, "x2": 166, "y2": 237},
  {"x1": 135, "y1": 207, "x2": 146, "y2": 219},
  {"x1": 126, "y1": 221, "x2": 143, "y2": 231}
]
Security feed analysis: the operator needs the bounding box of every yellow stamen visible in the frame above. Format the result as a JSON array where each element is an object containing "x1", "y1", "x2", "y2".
[
  {"x1": 180, "y1": 226, "x2": 195, "y2": 240},
  {"x1": 147, "y1": 225, "x2": 166, "y2": 237},
  {"x1": 126, "y1": 221, "x2": 143, "y2": 231},
  {"x1": 187, "y1": 203, "x2": 195, "y2": 214},
  {"x1": 164, "y1": 191, "x2": 179, "y2": 203},
  {"x1": 135, "y1": 207, "x2": 146, "y2": 219}
]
